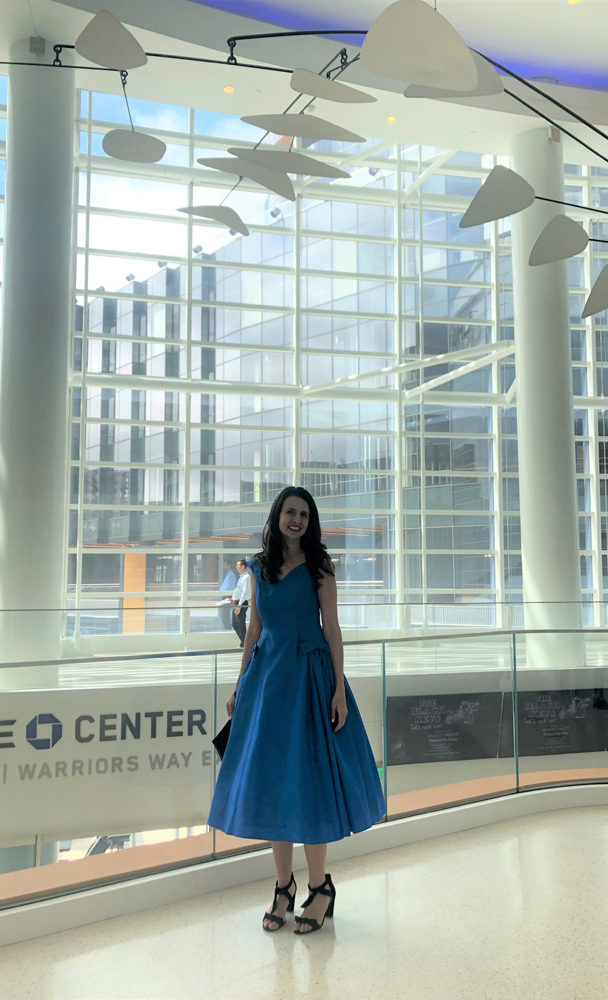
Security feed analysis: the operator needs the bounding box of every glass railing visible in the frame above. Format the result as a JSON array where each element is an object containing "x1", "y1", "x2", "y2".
[
  {"x1": 6, "y1": 597, "x2": 608, "y2": 646},
  {"x1": 1, "y1": 614, "x2": 608, "y2": 910}
]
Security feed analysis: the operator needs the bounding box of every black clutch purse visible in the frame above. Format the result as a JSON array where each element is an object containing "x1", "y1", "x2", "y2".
[{"x1": 212, "y1": 718, "x2": 232, "y2": 759}]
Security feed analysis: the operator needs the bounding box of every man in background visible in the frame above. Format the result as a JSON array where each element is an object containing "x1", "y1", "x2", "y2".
[
  {"x1": 231, "y1": 559, "x2": 251, "y2": 649},
  {"x1": 218, "y1": 558, "x2": 237, "y2": 630}
]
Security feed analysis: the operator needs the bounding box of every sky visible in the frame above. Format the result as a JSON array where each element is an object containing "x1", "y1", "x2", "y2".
[
  {"x1": 73, "y1": 88, "x2": 395, "y2": 298},
  {"x1": 2, "y1": 76, "x2": 420, "y2": 300}
]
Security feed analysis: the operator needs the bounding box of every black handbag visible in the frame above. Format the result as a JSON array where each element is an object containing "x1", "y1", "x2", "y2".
[{"x1": 212, "y1": 718, "x2": 232, "y2": 759}]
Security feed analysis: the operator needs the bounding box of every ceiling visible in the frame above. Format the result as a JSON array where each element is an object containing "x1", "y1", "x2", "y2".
[
  {"x1": 2, "y1": 0, "x2": 608, "y2": 160},
  {"x1": 188, "y1": 0, "x2": 608, "y2": 92}
]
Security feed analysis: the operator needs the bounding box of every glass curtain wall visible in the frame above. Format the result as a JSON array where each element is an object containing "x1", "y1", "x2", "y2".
[
  {"x1": 0, "y1": 76, "x2": 6, "y2": 317},
  {"x1": 64, "y1": 86, "x2": 608, "y2": 639}
]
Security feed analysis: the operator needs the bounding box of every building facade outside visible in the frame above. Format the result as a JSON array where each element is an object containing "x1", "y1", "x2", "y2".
[{"x1": 1, "y1": 79, "x2": 608, "y2": 639}]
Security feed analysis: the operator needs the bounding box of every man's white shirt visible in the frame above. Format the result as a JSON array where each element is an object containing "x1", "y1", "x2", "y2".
[{"x1": 232, "y1": 571, "x2": 251, "y2": 606}]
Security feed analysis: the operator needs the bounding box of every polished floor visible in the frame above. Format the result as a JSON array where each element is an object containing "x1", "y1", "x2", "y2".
[{"x1": 2, "y1": 805, "x2": 608, "y2": 1000}]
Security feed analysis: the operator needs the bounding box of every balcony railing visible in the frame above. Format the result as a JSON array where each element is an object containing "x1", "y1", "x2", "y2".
[{"x1": 1, "y1": 610, "x2": 607, "y2": 908}]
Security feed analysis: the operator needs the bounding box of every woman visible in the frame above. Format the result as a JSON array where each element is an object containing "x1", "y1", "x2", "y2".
[{"x1": 208, "y1": 487, "x2": 385, "y2": 935}]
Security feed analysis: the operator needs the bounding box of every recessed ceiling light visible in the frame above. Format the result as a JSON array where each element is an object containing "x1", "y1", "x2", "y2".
[
  {"x1": 567, "y1": 0, "x2": 582, "y2": 5},
  {"x1": 224, "y1": 85, "x2": 235, "y2": 94},
  {"x1": 386, "y1": 115, "x2": 397, "y2": 124}
]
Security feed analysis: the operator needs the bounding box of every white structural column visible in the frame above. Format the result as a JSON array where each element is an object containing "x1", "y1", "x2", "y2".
[
  {"x1": 0, "y1": 39, "x2": 74, "y2": 873},
  {"x1": 0, "y1": 39, "x2": 74, "y2": 680},
  {"x1": 511, "y1": 127, "x2": 583, "y2": 667}
]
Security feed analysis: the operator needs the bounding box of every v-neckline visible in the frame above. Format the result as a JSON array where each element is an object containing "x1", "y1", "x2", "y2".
[{"x1": 277, "y1": 562, "x2": 306, "y2": 583}]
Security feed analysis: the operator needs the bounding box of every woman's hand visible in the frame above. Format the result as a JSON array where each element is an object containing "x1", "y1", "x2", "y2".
[
  {"x1": 226, "y1": 691, "x2": 236, "y2": 718},
  {"x1": 330, "y1": 687, "x2": 348, "y2": 732}
]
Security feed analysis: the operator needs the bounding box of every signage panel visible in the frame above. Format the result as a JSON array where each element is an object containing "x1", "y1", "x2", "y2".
[
  {"x1": 386, "y1": 692, "x2": 506, "y2": 765},
  {"x1": 0, "y1": 686, "x2": 216, "y2": 845},
  {"x1": 515, "y1": 689, "x2": 608, "y2": 757},
  {"x1": 387, "y1": 688, "x2": 608, "y2": 766}
]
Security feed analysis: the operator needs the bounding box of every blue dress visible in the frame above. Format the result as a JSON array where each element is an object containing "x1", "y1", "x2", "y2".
[{"x1": 208, "y1": 559, "x2": 386, "y2": 844}]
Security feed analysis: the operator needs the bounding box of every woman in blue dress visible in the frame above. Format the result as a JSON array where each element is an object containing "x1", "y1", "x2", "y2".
[{"x1": 208, "y1": 487, "x2": 385, "y2": 934}]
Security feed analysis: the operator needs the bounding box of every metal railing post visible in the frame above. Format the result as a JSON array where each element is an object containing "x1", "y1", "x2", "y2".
[
  {"x1": 381, "y1": 640, "x2": 388, "y2": 817},
  {"x1": 512, "y1": 631, "x2": 520, "y2": 793}
]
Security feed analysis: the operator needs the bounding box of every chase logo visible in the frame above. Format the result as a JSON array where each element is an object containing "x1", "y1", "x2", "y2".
[{"x1": 26, "y1": 714, "x2": 63, "y2": 750}]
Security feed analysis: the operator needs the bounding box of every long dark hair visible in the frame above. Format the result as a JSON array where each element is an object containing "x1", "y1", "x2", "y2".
[{"x1": 256, "y1": 486, "x2": 333, "y2": 587}]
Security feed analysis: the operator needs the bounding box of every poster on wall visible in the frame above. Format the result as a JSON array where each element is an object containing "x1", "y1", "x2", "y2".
[
  {"x1": 386, "y1": 692, "x2": 506, "y2": 765},
  {"x1": 387, "y1": 688, "x2": 608, "y2": 767},
  {"x1": 0, "y1": 685, "x2": 218, "y2": 846},
  {"x1": 512, "y1": 689, "x2": 608, "y2": 757}
]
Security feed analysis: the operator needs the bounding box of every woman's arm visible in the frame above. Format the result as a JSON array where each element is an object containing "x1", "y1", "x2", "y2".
[
  {"x1": 239, "y1": 571, "x2": 261, "y2": 667},
  {"x1": 318, "y1": 565, "x2": 348, "y2": 731},
  {"x1": 226, "y1": 570, "x2": 261, "y2": 717}
]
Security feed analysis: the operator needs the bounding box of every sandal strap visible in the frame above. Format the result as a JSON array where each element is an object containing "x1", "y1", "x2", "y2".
[
  {"x1": 263, "y1": 872, "x2": 296, "y2": 932},
  {"x1": 294, "y1": 915, "x2": 321, "y2": 931},
  {"x1": 301, "y1": 877, "x2": 334, "y2": 908},
  {"x1": 274, "y1": 872, "x2": 295, "y2": 902}
]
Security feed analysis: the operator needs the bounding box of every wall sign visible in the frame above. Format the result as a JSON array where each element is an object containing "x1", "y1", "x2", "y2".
[
  {"x1": 514, "y1": 689, "x2": 607, "y2": 757},
  {"x1": 387, "y1": 692, "x2": 506, "y2": 765},
  {"x1": 387, "y1": 688, "x2": 608, "y2": 766},
  {"x1": 0, "y1": 685, "x2": 216, "y2": 846}
]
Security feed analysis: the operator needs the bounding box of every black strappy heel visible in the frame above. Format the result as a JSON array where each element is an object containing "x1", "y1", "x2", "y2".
[
  {"x1": 262, "y1": 872, "x2": 297, "y2": 931},
  {"x1": 293, "y1": 873, "x2": 336, "y2": 935}
]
